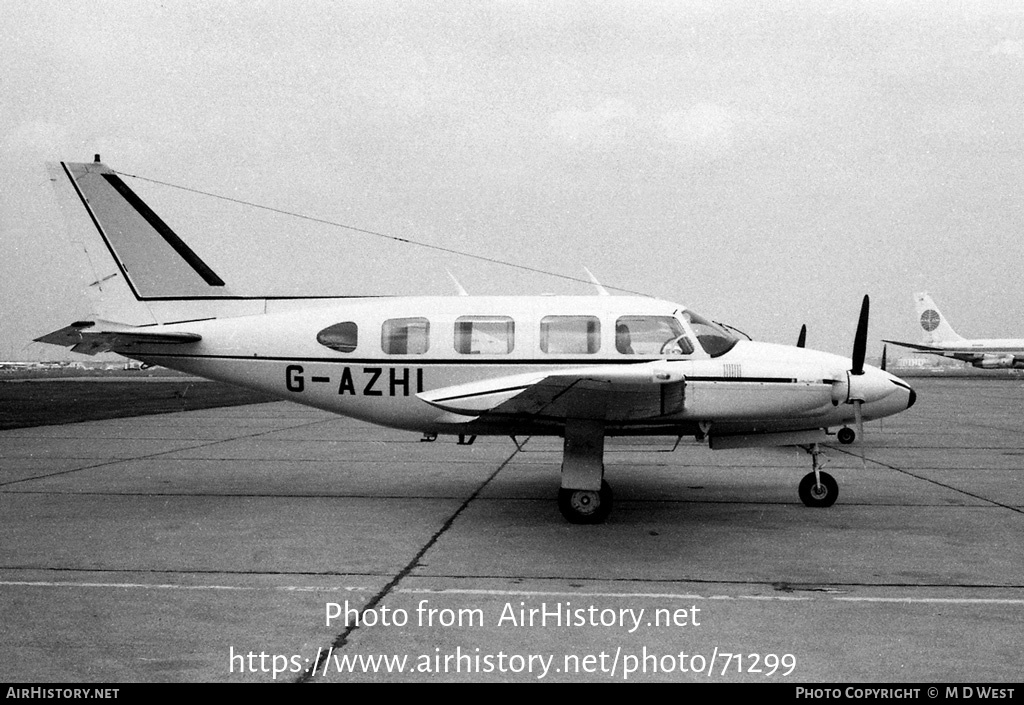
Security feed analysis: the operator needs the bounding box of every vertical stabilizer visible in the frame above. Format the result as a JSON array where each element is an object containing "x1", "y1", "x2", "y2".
[
  {"x1": 48, "y1": 158, "x2": 234, "y2": 325},
  {"x1": 913, "y1": 292, "x2": 964, "y2": 344}
]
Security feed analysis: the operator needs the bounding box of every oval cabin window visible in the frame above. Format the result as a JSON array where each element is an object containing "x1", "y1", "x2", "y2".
[{"x1": 317, "y1": 322, "x2": 359, "y2": 353}]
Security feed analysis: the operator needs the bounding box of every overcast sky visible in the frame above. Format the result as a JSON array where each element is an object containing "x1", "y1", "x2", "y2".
[{"x1": 3, "y1": 1, "x2": 1023, "y2": 360}]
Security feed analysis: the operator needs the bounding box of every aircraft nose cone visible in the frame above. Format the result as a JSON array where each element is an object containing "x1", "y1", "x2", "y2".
[{"x1": 906, "y1": 387, "x2": 917, "y2": 409}]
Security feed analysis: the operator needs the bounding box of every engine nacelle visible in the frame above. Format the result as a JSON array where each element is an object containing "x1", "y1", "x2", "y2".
[
  {"x1": 830, "y1": 369, "x2": 894, "y2": 405},
  {"x1": 975, "y1": 355, "x2": 1016, "y2": 369}
]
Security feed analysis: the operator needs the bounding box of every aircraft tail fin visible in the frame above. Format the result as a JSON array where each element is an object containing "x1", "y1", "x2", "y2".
[
  {"x1": 913, "y1": 292, "x2": 964, "y2": 344},
  {"x1": 47, "y1": 158, "x2": 237, "y2": 326}
]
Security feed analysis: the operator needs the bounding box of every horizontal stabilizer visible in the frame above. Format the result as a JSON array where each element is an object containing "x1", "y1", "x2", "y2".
[{"x1": 35, "y1": 320, "x2": 201, "y2": 356}]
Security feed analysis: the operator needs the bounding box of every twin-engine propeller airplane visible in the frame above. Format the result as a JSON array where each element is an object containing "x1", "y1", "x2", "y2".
[
  {"x1": 36, "y1": 157, "x2": 917, "y2": 523},
  {"x1": 883, "y1": 292, "x2": 1024, "y2": 370}
]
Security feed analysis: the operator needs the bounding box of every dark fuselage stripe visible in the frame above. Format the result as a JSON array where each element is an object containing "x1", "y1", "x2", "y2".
[
  {"x1": 686, "y1": 376, "x2": 797, "y2": 383},
  {"x1": 138, "y1": 353, "x2": 804, "y2": 384}
]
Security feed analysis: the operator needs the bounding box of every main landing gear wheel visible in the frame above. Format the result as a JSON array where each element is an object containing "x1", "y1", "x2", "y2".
[
  {"x1": 558, "y1": 481, "x2": 613, "y2": 524},
  {"x1": 837, "y1": 427, "x2": 856, "y2": 445},
  {"x1": 798, "y1": 471, "x2": 838, "y2": 508}
]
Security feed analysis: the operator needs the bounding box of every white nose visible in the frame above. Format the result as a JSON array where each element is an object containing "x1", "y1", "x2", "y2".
[
  {"x1": 831, "y1": 367, "x2": 915, "y2": 416},
  {"x1": 891, "y1": 375, "x2": 916, "y2": 410}
]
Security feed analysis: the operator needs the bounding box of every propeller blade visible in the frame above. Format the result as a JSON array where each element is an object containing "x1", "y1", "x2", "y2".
[
  {"x1": 851, "y1": 295, "x2": 869, "y2": 375},
  {"x1": 797, "y1": 324, "x2": 806, "y2": 348}
]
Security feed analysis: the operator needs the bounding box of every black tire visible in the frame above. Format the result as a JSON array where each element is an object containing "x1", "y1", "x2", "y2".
[
  {"x1": 798, "y1": 471, "x2": 838, "y2": 508},
  {"x1": 837, "y1": 427, "x2": 856, "y2": 445},
  {"x1": 558, "y1": 480, "x2": 613, "y2": 524}
]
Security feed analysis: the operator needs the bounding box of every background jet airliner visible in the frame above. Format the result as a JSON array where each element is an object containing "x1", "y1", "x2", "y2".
[
  {"x1": 35, "y1": 158, "x2": 917, "y2": 523},
  {"x1": 883, "y1": 292, "x2": 1024, "y2": 370}
]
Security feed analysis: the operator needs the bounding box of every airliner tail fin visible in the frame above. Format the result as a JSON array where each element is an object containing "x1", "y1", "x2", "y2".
[{"x1": 913, "y1": 292, "x2": 964, "y2": 344}]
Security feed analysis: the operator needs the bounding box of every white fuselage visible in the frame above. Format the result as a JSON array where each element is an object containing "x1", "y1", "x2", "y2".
[
  {"x1": 920, "y1": 339, "x2": 1024, "y2": 369},
  {"x1": 120, "y1": 295, "x2": 915, "y2": 437},
  {"x1": 929, "y1": 339, "x2": 1024, "y2": 354}
]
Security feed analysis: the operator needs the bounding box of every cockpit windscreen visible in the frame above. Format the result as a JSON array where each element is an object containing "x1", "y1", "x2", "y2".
[{"x1": 683, "y1": 310, "x2": 740, "y2": 357}]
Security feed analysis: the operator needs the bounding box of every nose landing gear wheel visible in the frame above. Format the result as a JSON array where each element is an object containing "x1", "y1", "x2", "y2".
[
  {"x1": 558, "y1": 481, "x2": 613, "y2": 524},
  {"x1": 798, "y1": 471, "x2": 838, "y2": 507},
  {"x1": 837, "y1": 427, "x2": 856, "y2": 444}
]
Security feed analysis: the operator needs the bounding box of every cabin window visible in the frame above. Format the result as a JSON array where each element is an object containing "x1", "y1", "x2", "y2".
[
  {"x1": 382, "y1": 317, "x2": 430, "y2": 354},
  {"x1": 615, "y1": 316, "x2": 692, "y2": 355},
  {"x1": 540, "y1": 316, "x2": 601, "y2": 354},
  {"x1": 316, "y1": 321, "x2": 358, "y2": 353},
  {"x1": 455, "y1": 316, "x2": 515, "y2": 354}
]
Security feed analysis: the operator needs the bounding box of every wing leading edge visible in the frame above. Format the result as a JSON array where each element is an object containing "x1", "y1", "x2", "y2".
[{"x1": 881, "y1": 339, "x2": 944, "y2": 353}]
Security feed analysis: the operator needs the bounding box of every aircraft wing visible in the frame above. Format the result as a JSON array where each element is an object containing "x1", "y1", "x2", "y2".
[
  {"x1": 34, "y1": 321, "x2": 202, "y2": 355},
  {"x1": 417, "y1": 362, "x2": 686, "y2": 422},
  {"x1": 882, "y1": 339, "x2": 985, "y2": 363},
  {"x1": 881, "y1": 339, "x2": 945, "y2": 353}
]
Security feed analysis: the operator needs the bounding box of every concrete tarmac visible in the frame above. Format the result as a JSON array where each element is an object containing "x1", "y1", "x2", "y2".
[{"x1": 1, "y1": 378, "x2": 1021, "y2": 683}]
